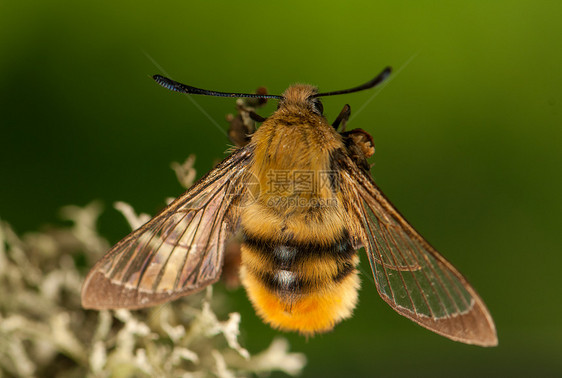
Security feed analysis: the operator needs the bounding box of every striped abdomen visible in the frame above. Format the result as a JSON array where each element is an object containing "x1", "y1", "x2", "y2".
[{"x1": 240, "y1": 208, "x2": 361, "y2": 335}]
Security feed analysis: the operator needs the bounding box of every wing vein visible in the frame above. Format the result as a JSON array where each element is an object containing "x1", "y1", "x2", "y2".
[
  {"x1": 371, "y1": 206, "x2": 428, "y2": 316},
  {"x1": 183, "y1": 178, "x2": 232, "y2": 287},
  {"x1": 354, "y1": 192, "x2": 395, "y2": 303}
]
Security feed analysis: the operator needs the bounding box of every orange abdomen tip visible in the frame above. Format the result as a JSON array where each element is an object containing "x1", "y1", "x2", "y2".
[{"x1": 241, "y1": 266, "x2": 361, "y2": 335}]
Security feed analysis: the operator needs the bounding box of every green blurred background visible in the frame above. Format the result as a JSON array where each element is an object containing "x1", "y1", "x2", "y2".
[{"x1": 2, "y1": 1, "x2": 561, "y2": 376}]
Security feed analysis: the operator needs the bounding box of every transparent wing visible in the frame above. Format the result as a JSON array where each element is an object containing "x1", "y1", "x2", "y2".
[
  {"x1": 81, "y1": 146, "x2": 253, "y2": 309},
  {"x1": 338, "y1": 154, "x2": 497, "y2": 346}
]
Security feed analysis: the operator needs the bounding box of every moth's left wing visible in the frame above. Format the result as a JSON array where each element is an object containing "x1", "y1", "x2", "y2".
[
  {"x1": 81, "y1": 146, "x2": 253, "y2": 309},
  {"x1": 337, "y1": 152, "x2": 497, "y2": 346}
]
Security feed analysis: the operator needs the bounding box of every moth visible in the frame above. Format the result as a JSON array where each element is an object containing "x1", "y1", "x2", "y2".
[{"x1": 81, "y1": 67, "x2": 498, "y2": 346}]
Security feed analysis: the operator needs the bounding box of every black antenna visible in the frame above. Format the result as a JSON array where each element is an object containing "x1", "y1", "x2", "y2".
[
  {"x1": 154, "y1": 66, "x2": 391, "y2": 100},
  {"x1": 153, "y1": 75, "x2": 283, "y2": 100},
  {"x1": 312, "y1": 67, "x2": 392, "y2": 98}
]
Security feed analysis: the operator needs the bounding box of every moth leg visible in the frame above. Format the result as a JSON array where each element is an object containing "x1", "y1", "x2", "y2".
[
  {"x1": 248, "y1": 111, "x2": 266, "y2": 122},
  {"x1": 227, "y1": 113, "x2": 252, "y2": 147},
  {"x1": 227, "y1": 87, "x2": 269, "y2": 147},
  {"x1": 222, "y1": 239, "x2": 242, "y2": 289},
  {"x1": 341, "y1": 128, "x2": 375, "y2": 171},
  {"x1": 332, "y1": 104, "x2": 351, "y2": 132}
]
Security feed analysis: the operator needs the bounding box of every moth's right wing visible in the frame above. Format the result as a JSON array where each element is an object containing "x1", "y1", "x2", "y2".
[
  {"x1": 337, "y1": 152, "x2": 497, "y2": 346},
  {"x1": 81, "y1": 146, "x2": 253, "y2": 309}
]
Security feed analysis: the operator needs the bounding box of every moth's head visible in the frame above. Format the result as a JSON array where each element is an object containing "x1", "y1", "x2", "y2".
[{"x1": 278, "y1": 84, "x2": 324, "y2": 116}]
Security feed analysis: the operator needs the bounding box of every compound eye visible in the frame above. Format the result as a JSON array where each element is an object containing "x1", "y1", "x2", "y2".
[{"x1": 312, "y1": 98, "x2": 324, "y2": 115}]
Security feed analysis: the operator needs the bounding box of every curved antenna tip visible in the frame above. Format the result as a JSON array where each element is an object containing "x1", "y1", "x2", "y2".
[
  {"x1": 313, "y1": 66, "x2": 393, "y2": 98},
  {"x1": 367, "y1": 66, "x2": 392, "y2": 87},
  {"x1": 153, "y1": 74, "x2": 183, "y2": 93}
]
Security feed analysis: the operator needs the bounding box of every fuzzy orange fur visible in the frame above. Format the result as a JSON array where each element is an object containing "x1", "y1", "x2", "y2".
[
  {"x1": 238, "y1": 85, "x2": 362, "y2": 335},
  {"x1": 241, "y1": 265, "x2": 360, "y2": 335}
]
